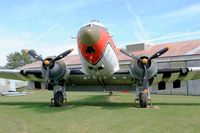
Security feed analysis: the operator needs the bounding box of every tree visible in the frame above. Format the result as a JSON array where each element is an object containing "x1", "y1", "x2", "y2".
[{"x1": 5, "y1": 50, "x2": 36, "y2": 69}]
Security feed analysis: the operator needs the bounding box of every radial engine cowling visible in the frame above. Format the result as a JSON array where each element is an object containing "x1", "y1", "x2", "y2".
[
  {"x1": 130, "y1": 57, "x2": 157, "y2": 80},
  {"x1": 41, "y1": 58, "x2": 67, "y2": 81}
]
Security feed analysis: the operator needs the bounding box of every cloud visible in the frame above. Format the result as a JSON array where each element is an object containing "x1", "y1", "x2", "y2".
[
  {"x1": 150, "y1": 3, "x2": 200, "y2": 26},
  {"x1": 125, "y1": 1, "x2": 150, "y2": 42},
  {"x1": 32, "y1": 24, "x2": 58, "y2": 44},
  {"x1": 0, "y1": 53, "x2": 8, "y2": 66},
  {"x1": 0, "y1": 37, "x2": 27, "y2": 49},
  {"x1": 0, "y1": 28, "x2": 77, "y2": 66},
  {"x1": 165, "y1": 3, "x2": 200, "y2": 18},
  {"x1": 0, "y1": 42, "x2": 77, "y2": 66},
  {"x1": 147, "y1": 31, "x2": 200, "y2": 44},
  {"x1": 192, "y1": 23, "x2": 200, "y2": 28},
  {"x1": 122, "y1": 3, "x2": 200, "y2": 45},
  {"x1": 35, "y1": 42, "x2": 78, "y2": 58}
]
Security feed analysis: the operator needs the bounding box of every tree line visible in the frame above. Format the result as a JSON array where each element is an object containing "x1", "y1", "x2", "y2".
[{"x1": 2, "y1": 50, "x2": 37, "y2": 69}]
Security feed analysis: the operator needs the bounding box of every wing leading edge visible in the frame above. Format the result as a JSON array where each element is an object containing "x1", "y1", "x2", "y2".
[
  {"x1": 152, "y1": 67, "x2": 200, "y2": 85},
  {"x1": 0, "y1": 69, "x2": 43, "y2": 81},
  {"x1": 0, "y1": 67, "x2": 200, "y2": 86}
]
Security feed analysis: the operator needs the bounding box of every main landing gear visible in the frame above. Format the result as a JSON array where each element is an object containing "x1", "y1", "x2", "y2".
[
  {"x1": 135, "y1": 88, "x2": 151, "y2": 108},
  {"x1": 51, "y1": 84, "x2": 67, "y2": 107},
  {"x1": 108, "y1": 91, "x2": 113, "y2": 96},
  {"x1": 139, "y1": 91, "x2": 148, "y2": 108}
]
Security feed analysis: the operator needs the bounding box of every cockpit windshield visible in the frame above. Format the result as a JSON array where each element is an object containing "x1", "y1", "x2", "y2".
[{"x1": 81, "y1": 20, "x2": 107, "y2": 30}]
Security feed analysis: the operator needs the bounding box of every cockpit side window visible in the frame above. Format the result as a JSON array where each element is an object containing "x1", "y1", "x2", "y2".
[{"x1": 81, "y1": 24, "x2": 91, "y2": 29}]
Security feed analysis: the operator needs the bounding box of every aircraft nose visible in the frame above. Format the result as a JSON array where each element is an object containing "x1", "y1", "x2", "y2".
[{"x1": 79, "y1": 27, "x2": 100, "y2": 45}]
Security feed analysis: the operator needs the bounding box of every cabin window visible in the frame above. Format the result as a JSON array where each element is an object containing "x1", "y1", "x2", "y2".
[
  {"x1": 158, "y1": 81, "x2": 166, "y2": 90},
  {"x1": 173, "y1": 80, "x2": 181, "y2": 89},
  {"x1": 86, "y1": 46, "x2": 95, "y2": 53}
]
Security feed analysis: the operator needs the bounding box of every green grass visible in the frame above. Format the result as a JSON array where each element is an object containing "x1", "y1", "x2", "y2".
[{"x1": 0, "y1": 91, "x2": 200, "y2": 133}]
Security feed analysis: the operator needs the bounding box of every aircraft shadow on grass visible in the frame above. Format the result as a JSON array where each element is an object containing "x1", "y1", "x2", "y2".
[
  {"x1": 153, "y1": 102, "x2": 200, "y2": 106},
  {"x1": 0, "y1": 95, "x2": 133, "y2": 112},
  {"x1": 67, "y1": 95, "x2": 133, "y2": 109},
  {"x1": 0, "y1": 95, "x2": 200, "y2": 113}
]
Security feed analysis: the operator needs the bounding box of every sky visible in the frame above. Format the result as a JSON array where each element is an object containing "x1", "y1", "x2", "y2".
[{"x1": 0, "y1": 0, "x2": 200, "y2": 65}]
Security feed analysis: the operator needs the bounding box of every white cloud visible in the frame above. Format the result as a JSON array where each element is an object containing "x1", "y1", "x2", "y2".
[
  {"x1": 32, "y1": 24, "x2": 58, "y2": 44},
  {"x1": 35, "y1": 42, "x2": 78, "y2": 59},
  {"x1": 0, "y1": 30, "x2": 77, "y2": 66},
  {"x1": 125, "y1": 1, "x2": 150, "y2": 42},
  {"x1": 0, "y1": 42, "x2": 77, "y2": 66},
  {"x1": 0, "y1": 37, "x2": 27, "y2": 49},
  {"x1": 192, "y1": 23, "x2": 200, "y2": 28},
  {"x1": 165, "y1": 3, "x2": 200, "y2": 18},
  {"x1": 0, "y1": 53, "x2": 8, "y2": 66},
  {"x1": 118, "y1": 30, "x2": 200, "y2": 47},
  {"x1": 0, "y1": 31, "x2": 33, "y2": 65},
  {"x1": 150, "y1": 3, "x2": 200, "y2": 25},
  {"x1": 147, "y1": 31, "x2": 200, "y2": 44}
]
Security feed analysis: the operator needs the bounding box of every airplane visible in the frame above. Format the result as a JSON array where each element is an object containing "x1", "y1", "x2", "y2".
[{"x1": 0, "y1": 20, "x2": 200, "y2": 108}]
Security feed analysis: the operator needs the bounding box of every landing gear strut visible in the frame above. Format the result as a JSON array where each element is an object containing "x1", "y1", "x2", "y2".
[
  {"x1": 51, "y1": 84, "x2": 67, "y2": 107},
  {"x1": 135, "y1": 88, "x2": 151, "y2": 108},
  {"x1": 109, "y1": 91, "x2": 113, "y2": 96},
  {"x1": 139, "y1": 92, "x2": 148, "y2": 108},
  {"x1": 54, "y1": 91, "x2": 64, "y2": 106}
]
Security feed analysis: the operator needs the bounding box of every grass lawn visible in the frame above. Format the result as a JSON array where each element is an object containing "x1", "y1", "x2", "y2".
[{"x1": 0, "y1": 91, "x2": 200, "y2": 133}]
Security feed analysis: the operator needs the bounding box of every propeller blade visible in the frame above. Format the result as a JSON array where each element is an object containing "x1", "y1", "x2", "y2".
[
  {"x1": 52, "y1": 48, "x2": 74, "y2": 62},
  {"x1": 25, "y1": 49, "x2": 43, "y2": 61},
  {"x1": 149, "y1": 47, "x2": 169, "y2": 60},
  {"x1": 143, "y1": 65, "x2": 149, "y2": 89},
  {"x1": 44, "y1": 67, "x2": 50, "y2": 89},
  {"x1": 120, "y1": 49, "x2": 140, "y2": 60}
]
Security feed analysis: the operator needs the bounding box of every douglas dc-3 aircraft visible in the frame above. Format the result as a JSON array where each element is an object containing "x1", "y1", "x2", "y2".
[{"x1": 0, "y1": 20, "x2": 200, "y2": 108}]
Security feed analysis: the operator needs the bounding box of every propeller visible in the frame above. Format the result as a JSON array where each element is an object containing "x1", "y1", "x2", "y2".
[
  {"x1": 120, "y1": 49, "x2": 140, "y2": 60},
  {"x1": 52, "y1": 49, "x2": 74, "y2": 62},
  {"x1": 120, "y1": 47, "x2": 169, "y2": 63},
  {"x1": 25, "y1": 48, "x2": 73, "y2": 89},
  {"x1": 25, "y1": 49, "x2": 43, "y2": 61},
  {"x1": 45, "y1": 66, "x2": 50, "y2": 89},
  {"x1": 120, "y1": 47, "x2": 169, "y2": 90},
  {"x1": 149, "y1": 47, "x2": 169, "y2": 60}
]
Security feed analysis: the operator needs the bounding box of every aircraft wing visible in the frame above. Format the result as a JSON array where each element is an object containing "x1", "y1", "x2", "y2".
[
  {"x1": 0, "y1": 67, "x2": 200, "y2": 86},
  {"x1": 68, "y1": 69, "x2": 134, "y2": 86},
  {"x1": 0, "y1": 67, "x2": 135, "y2": 86},
  {"x1": 0, "y1": 69, "x2": 43, "y2": 81},
  {"x1": 68, "y1": 67, "x2": 200, "y2": 86},
  {"x1": 152, "y1": 67, "x2": 200, "y2": 85}
]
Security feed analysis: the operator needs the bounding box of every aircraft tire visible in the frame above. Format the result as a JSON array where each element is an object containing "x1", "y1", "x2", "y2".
[
  {"x1": 139, "y1": 92, "x2": 148, "y2": 108},
  {"x1": 54, "y1": 91, "x2": 64, "y2": 107}
]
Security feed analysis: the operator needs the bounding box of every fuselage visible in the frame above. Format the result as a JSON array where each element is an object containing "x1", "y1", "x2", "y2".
[{"x1": 77, "y1": 20, "x2": 119, "y2": 77}]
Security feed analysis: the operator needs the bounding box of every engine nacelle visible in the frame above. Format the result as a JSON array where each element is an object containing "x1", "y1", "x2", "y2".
[
  {"x1": 41, "y1": 58, "x2": 67, "y2": 81},
  {"x1": 130, "y1": 58, "x2": 157, "y2": 80}
]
